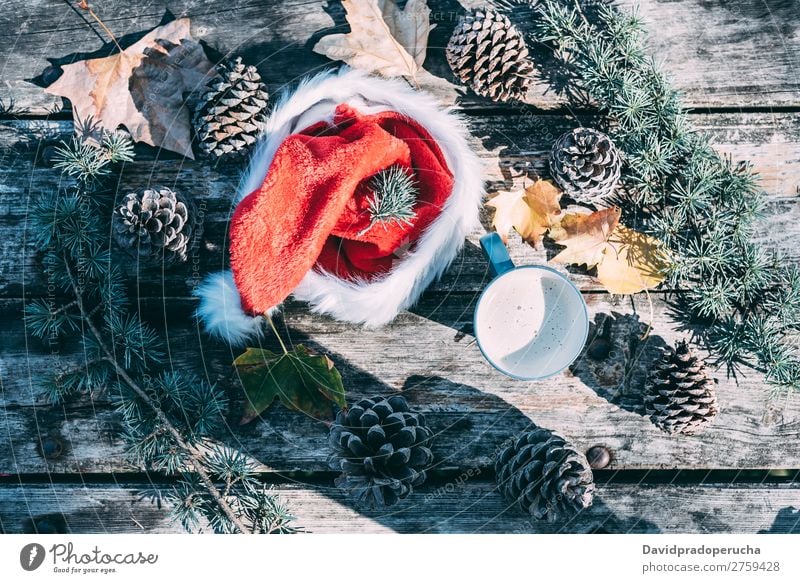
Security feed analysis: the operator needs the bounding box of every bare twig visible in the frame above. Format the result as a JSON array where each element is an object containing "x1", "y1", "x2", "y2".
[
  {"x1": 76, "y1": 1, "x2": 123, "y2": 53},
  {"x1": 50, "y1": 299, "x2": 79, "y2": 315}
]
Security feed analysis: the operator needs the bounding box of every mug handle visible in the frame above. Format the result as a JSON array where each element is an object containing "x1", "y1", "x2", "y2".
[{"x1": 480, "y1": 232, "x2": 515, "y2": 278}]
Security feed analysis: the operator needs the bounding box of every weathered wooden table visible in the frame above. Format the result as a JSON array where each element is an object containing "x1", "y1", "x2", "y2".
[{"x1": 1, "y1": 0, "x2": 799, "y2": 534}]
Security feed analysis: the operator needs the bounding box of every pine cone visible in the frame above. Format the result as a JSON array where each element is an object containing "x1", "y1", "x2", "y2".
[
  {"x1": 549, "y1": 128, "x2": 622, "y2": 206},
  {"x1": 446, "y1": 8, "x2": 534, "y2": 103},
  {"x1": 644, "y1": 340, "x2": 718, "y2": 435},
  {"x1": 112, "y1": 187, "x2": 194, "y2": 262},
  {"x1": 193, "y1": 57, "x2": 269, "y2": 160},
  {"x1": 329, "y1": 395, "x2": 434, "y2": 506},
  {"x1": 496, "y1": 426, "x2": 595, "y2": 522}
]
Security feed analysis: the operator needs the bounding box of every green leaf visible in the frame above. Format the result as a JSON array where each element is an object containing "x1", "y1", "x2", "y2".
[{"x1": 234, "y1": 345, "x2": 346, "y2": 424}]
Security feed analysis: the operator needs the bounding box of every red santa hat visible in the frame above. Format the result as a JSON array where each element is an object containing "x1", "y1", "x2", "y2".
[{"x1": 195, "y1": 69, "x2": 483, "y2": 344}]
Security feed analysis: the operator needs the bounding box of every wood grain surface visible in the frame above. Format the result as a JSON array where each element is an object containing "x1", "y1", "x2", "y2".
[
  {"x1": 1, "y1": 111, "x2": 798, "y2": 298},
  {"x1": 2, "y1": 295, "x2": 798, "y2": 474},
  {"x1": 2, "y1": 481, "x2": 799, "y2": 534},
  {"x1": 0, "y1": 0, "x2": 799, "y2": 114}
]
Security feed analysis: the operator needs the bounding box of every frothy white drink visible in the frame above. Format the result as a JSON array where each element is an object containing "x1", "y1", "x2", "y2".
[{"x1": 475, "y1": 267, "x2": 588, "y2": 379}]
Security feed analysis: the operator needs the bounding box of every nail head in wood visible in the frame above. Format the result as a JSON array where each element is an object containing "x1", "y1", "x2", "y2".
[
  {"x1": 40, "y1": 436, "x2": 63, "y2": 460},
  {"x1": 586, "y1": 445, "x2": 611, "y2": 469}
]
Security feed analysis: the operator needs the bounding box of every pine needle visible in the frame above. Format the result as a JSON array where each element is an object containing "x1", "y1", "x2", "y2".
[{"x1": 28, "y1": 127, "x2": 298, "y2": 533}]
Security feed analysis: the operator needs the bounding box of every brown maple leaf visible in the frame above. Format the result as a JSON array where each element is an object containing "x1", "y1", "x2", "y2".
[
  {"x1": 550, "y1": 207, "x2": 621, "y2": 268},
  {"x1": 45, "y1": 18, "x2": 213, "y2": 158}
]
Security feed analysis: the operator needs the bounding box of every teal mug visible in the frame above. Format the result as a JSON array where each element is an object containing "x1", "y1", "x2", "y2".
[{"x1": 474, "y1": 233, "x2": 589, "y2": 381}]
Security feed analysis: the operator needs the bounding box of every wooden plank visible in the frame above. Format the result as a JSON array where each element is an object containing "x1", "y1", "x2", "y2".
[
  {"x1": 2, "y1": 294, "x2": 799, "y2": 474},
  {"x1": 621, "y1": 0, "x2": 800, "y2": 109},
  {"x1": 2, "y1": 481, "x2": 799, "y2": 533},
  {"x1": 0, "y1": 0, "x2": 798, "y2": 115},
  {"x1": 1, "y1": 111, "x2": 799, "y2": 298}
]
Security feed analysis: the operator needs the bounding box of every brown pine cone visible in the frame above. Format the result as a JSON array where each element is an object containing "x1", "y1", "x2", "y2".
[
  {"x1": 329, "y1": 395, "x2": 434, "y2": 507},
  {"x1": 446, "y1": 8, "x2": 534, "y2": 103},
  {"x1": 193, "y1": 57, "x2": 269, "y2": 160},
  {"x1": 496, "y1": 426, "x2": 595, "y2": 522},
  {"x1": 644, "y1": 340, "x2": 718, "y2": 435}
]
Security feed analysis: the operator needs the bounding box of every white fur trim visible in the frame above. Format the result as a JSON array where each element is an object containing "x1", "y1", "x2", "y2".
[
  {"x1": 202, "y1": 68, "x2": 484, "y2": 336},
  {"x1": 194, "y1": 270, "x2": 265, "y2": 345}
]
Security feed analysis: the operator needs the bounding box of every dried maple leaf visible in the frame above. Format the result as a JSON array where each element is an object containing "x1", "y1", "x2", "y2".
[
  {"x1": 486, "y1": 189, "x2": 528, "y2": 244},
  {"x1": 551, "y1": 207, "x2": 669, "y2": 294},
  {"x1": 522, "y1": 180, "x2": 563, "y2": 247},
  {"x1": 550, "y1": 207, "x2": 621, "y2": 267},
  {"x1": 598, "y1": 226, "x2": 671, "y2": 294},
  {"x1": 45, "y1": 18, "x2": 213, "y2": 158},
  {"x1": 312, "y1": 0, "x2": 434, "y2": 79},
  {"x1": 486, "y1": 179, "x2": 563, "y2": 247}
]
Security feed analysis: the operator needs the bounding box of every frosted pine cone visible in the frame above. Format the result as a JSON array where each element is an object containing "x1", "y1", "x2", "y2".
[
  {"x1": 113, "y1": 187, "x2": 194, "y2": 262},
  {"x1": 550, "y1": 128, "x2": 622, "y2": 206}
]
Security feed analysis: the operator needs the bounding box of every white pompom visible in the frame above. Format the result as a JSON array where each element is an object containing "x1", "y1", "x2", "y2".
[{"x1": 194, "y1": 270, "x2": 265, "y2": 345}]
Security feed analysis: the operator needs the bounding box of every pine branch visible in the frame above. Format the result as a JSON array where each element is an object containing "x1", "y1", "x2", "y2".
[
  {"x1": 30, "y1": 133, "x2": 296, "y2": 533},
  {"x1": 51, "y1": 130, "x2": 133, "y2": 189},
  {"x1": 62, "y1": 259, "x2": 250, "y2": 534},
  {"x1": 530, "y1": 0, "x2": 800, "y2": 391}
]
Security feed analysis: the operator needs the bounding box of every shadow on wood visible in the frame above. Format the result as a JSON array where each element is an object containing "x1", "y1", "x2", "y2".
[
  {"x1": 28, "y1": 11, "x2": 178, "y2": 92},
  {"x1": 570, "y1": 310, "x2": 669, "y2": 418},
  {"x1": 286, "y1": 372, "x2": 663, "y2": 533},
  {"x1": 758, "y1": 506, "x2": 800, "y2": 534}
]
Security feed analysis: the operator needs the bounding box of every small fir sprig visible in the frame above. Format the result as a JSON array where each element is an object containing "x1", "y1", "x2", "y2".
[
  {"x1": 0, "y1": 96, "x2": 28, "y2": 117},
  {"x1": 530, "y1": 0, "x2": 800, "y2": 392},
  {"x1": 165, "y1": 446, "x2": 297, "y2": 534},
  {"x1": 26, "y1": 130, "x2": 296, "y2": 533},
  {"x1": 51, "y1": 129, "x2": 134, "y2": 188},
  {"x1": 361, "y1": 165, "x2": 418, "y2": 235}
]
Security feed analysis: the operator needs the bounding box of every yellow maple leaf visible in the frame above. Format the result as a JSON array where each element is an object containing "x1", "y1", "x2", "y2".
[
  {"x1": 551, "y1": 207, "x2": 670, "y2": 294},
  {"x1": 486, "y1": 179, "x2": 563, "y2": 247},
  {"x1": 487, "y1": 189, "x2": 526, "y2": 244},
  {"x1": 598, "y1": 226, "x2": 671, "y2": 294},
  {"x1": 312, "y1": 0, "x2": 434, "y2": 79}
]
